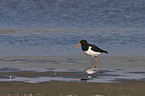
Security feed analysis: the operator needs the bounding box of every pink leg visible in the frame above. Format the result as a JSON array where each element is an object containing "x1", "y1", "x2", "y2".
[
  {"x1": 92, "y1": 57, "x2": 94, "y2": 68},
  {"x1": 95, "y1": 57, "x2": 98, "y2": 67}
]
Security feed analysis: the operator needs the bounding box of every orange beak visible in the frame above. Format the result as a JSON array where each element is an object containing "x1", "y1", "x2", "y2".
[{"x1": 75, "y1": 43, "x2": 81, "y2": 48}]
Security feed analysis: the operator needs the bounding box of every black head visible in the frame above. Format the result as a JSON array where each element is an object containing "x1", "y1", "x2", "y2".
[
  {"x1": 80, "y1": 40, "x2": 89, "y2": 51},
  {"x1": 75, "y1": 40, "x2": 88, "y2": 50},
  {"x1": 80, "y1": 40, "x2": 88, "y2": 45}
]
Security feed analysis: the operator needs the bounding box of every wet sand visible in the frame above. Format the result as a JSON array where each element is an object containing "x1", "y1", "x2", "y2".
[
  {"x1": 0, "y1": 81, "x2": 145, "y2": 96},
  {"x1": 0, "y1": 55, "x2": 145, "y2": 82},
  {"x1": 0, "y1": 55, "x2": 145, "y2": 95},
  {"x1": 0, "y1": 55, "x2": 145, "y2": 71}
]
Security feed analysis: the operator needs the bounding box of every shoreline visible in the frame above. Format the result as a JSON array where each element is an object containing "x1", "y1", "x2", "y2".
[
  {"x1": 0, "y1": 55, "x2": 145, "y2": 95},
  {"x1": 0, "y1": 55, "x2": 145, "y2": 83}
]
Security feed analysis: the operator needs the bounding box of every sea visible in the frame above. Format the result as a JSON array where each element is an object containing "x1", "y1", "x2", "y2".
[{"x1": 0, "y1": 0, "x2": 145, "y2": 83}]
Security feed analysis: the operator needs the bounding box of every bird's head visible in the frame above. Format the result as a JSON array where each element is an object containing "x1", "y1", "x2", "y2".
[{"x1": 75, "y1": 40, "x2": 88, "y2": 48}]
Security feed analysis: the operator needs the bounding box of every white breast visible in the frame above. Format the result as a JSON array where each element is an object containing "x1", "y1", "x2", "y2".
[{"x1": 84, "y1": 46, "x2": 101, "y2": 57}]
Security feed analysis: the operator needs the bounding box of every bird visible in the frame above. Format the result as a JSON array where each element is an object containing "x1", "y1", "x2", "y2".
[{"x1": 75, "y1": 40, "x2": 108, "y2": 68}]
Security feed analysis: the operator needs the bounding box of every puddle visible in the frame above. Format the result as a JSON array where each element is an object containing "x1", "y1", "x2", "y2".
[{"x1": 0, "y1": 67, "x2": 145, "y2": 83}]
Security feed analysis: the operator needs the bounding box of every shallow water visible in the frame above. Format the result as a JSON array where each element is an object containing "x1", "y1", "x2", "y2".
[
  {"x1": 0, "y1": 68, "x2": 145, "y2": 83},
  {"x1": 0, "y1": 56, "x2": 145, "y2": 83},
  {"x1": 0, "y1": 28, "x2": 145, "y2": 56},
  {"x1": 1, "y1": 0, "x2": 145, "y2": 56},
  {"x1": 0, "y1": 0, "x2": 145, "y2": 83}
]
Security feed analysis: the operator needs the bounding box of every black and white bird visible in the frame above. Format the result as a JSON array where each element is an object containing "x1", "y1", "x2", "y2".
[{"x1": 75, "y1": 40, "x2": 108, "y2": 68}]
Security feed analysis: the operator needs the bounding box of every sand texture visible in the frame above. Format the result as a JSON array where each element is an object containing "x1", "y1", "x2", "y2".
[{"x1": 0, "y1": 81, "x2": 145, "y2": 96}]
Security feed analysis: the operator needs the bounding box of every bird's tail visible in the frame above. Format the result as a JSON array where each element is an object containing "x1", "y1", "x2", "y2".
[{"x1": 103, "y1": 51, "x2": 108, "y2": 54}]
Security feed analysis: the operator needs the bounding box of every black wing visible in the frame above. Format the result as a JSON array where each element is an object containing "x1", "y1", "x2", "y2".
[{"x1": 89, "y1": 44, "x2": 108, "y2": 54}]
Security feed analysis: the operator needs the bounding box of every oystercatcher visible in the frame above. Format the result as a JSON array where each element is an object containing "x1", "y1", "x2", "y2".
[{"x1": 75, "y1": 40, "x2": 108, "y2": 68}]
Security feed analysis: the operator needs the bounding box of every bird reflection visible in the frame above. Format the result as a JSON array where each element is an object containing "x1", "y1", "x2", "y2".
[
  {"x1": 85, "y1": 67, "x2": 100, "y2": 75},
  {"x1": 77, "y1": 67, "x2": 100, "y2": 81}
]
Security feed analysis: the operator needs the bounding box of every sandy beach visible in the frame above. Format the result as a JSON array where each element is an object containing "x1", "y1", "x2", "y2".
[{"x1": 0, "y1": 81, "x2": 145, "y2": 96}]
